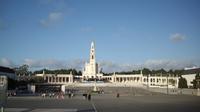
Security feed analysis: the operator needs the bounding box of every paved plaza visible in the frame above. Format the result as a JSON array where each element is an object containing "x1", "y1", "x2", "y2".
[{"x1": 5, "y1": 88, "x2": 200, "y2": 112}]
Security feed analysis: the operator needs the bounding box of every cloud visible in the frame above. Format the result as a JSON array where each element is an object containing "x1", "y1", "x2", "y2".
[
  {"x1": 49, "y1": 12, "x2": 63, "y2": 21},
  {"x1": 23, "y1": 58, "x2": 85, "y2": 71},
  {"x1": 23, "y1": 58, "x2": 200, "y2": 72},
  {"x1": 98, "y1": 59, "x2": 200, "y2": 73},
  {"x1": 0, "y1": 58, "x2": 15, "y2": 67},
  {"x1": 23, "y1": 58, "x2": 66, "y2": 69},
  {"x1": 170, "y1": 33, "x2": 185, "y2": 42},
  {"x1": 1, "y1": 58, "x2": 199, "y2": 72},
  {"x1": 99, "y1": 61, "x2": 135, "y2": 73},
  {"x1": 143, "y1": 59, "x2": 198, "y2": 70},
  {"x1": 40, "y1": 12, "x2": 63, "y2": 27}
]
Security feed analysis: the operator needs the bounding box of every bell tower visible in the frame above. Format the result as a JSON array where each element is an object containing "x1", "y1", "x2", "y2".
[
  {"x1": 90, "y1": 41, "x2": 96, "y2": 74},
  {"x1": 82, "y1": 41, "x2": 101, "y2": 80}
]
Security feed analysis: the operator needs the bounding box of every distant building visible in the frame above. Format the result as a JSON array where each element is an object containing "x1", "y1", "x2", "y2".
[
  {"x1": 0, "y1": 66, "x2": 16, "y2": 79},
  {"x1": 34, "y1": 41, "x2": 179, "y2": 90},
  {"x1": 82, "y1": 41, "x2": 103, "y2": 80},
  {"x1": 182, "y1": 67, "x2": 200, "y2": 88}
]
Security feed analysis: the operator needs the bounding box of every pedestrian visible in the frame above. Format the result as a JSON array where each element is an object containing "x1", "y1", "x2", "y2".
[
  {"x1": 116, "y1": 93, "x2": 120, "y2": 98},
  {"x1": 88, "y1": 93, "x2": 91, "y2": 101},
  {"x1": 83, "y1": 93, "x2": 87, "y2": 99}
]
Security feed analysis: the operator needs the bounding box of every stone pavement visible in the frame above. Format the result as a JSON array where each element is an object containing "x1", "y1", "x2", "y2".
[
  {"x1": 5, "y1": 108, "x2": 78, "y2": 112},
  {"x1": 5, "y1": 87, "x2": 200, "y2": 112}
]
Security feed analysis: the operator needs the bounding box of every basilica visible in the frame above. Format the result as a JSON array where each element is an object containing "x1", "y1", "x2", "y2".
[
  {"x1": 34, "y1": 41, "x2": 179, "y2": 91},
  {"x1": 82, "y1": 41, "x2": 103, "y2": 80}
]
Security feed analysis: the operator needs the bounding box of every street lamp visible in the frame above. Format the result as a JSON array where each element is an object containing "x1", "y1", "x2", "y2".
[{"x1": 167, "y1": 73, "x2": 169, "y2": 95}]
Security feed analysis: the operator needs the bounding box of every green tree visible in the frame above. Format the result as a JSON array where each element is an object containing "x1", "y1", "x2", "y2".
[
  {"x1": 30, "y1": 76, "x2": 45, "y2": 83},
  {"x1": 192, "y1": 73, "x2": 200, "y2": 89},
  {"x1": 168, "y1": 69, "x2": 174, "y2": 74},
  {"x1": 178, "y1": 76, "x2": 188, "y2": 88},
  {"x1": 174, "y1": 69, "x2": 184, "y2": 77},
  {"x1": 158, "y1": 68, "x2": 167, "y2": 74},
  {"x1": 15, "y1": 64, "x2": 29, "y2": 76},
  {"x1": 7, "y1": 78, "x2": 17, "y2": 90},
  {"x1": 142, "y1": 68, "x2": 152, "y2": 76}
]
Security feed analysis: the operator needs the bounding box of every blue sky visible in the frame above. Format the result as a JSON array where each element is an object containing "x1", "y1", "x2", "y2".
[{"x1": 0, "y1": 0, "x2": 200, "y2": 72}]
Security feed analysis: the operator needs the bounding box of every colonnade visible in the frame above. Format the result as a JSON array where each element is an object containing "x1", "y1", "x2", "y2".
[{"x1": 44, "y1": 74, "x2": 73, "y2": 84}]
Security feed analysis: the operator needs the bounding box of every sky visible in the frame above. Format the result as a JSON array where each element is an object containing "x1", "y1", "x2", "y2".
[{"x1": 0, "y1": 0, "x2": 200, "y2": 72}]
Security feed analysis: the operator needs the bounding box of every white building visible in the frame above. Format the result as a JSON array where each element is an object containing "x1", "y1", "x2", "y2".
[
  {"x1": 82, "y1": 41, "x2": 103, "y2": 80},
  {"x1": 34, "y1": 41, "x2": 179, "y2": 89},
  {"x1": 101, "y1": 72, "x2": 178, "y2": 88},
  {"x1": 36, "y1": 71, "x2": 73, "y2": 84},
  {"x1": 182, "y1": 67, "x2": 200, "y2": 88}
]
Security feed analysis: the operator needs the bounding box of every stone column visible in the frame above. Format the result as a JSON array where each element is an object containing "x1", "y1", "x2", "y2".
[{"x1": 48, "y1": 76, "x2": 50, "y2": 83}]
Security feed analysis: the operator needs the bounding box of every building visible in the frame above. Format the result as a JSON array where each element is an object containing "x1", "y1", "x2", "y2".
[
  {"x1": 34, "y1": 41, "x2": 179, "y2": 92},
  {"x1": 36, "y1": 70, "x2": 73, "y2": 84},
  {"x1": 0, "y1": 66, "x2": 16, "y2": 80},
  {"x1": 182, "y1": 67, "x2": 200, "y2": 88},
  {"x1": 82, "y1": 41, "x2": 103, "y2": 80}
]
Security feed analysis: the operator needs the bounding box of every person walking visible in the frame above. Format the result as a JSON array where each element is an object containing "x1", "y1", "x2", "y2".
[
  {"x1": 116, "y1": 93, "x2": 120, "y2": 98},
  {"x1": 88, "y1": 93, "x2": 91, "y2": 101}
]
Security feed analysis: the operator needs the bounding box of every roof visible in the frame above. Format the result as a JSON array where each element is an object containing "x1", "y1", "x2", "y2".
[
  {"x1": 0, "y1": 66, "x2": 15, "y2": 74},
  {"x1": 183, "y1": 68, "x2": 200, "y2": 75}
]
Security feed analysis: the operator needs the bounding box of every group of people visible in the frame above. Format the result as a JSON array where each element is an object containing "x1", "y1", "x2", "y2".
[
  {"x1": 41, "y1": 91, "x2": 64, "y2": 99},
  {"x1": 83, "y1": 93, "x2": 91, "y2": 101}
]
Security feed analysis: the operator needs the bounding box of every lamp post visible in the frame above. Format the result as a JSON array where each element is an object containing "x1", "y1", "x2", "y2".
[
  {"x1": 93, "y1": 74, "x2": 97, "y2": 91},
  {"x1": 167, "y1": 73, "x2": 169, "y2": 95},
  {"x1": 147, "y1": 74, "x2": 149, "y2": 91},
  {"x1": 0, "y1": 76, "x2": 7, "y2": 112}
]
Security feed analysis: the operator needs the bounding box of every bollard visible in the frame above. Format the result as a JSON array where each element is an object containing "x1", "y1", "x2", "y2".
[{"x1": 1, "y1": 107, "x2": 4, "y2": 112}]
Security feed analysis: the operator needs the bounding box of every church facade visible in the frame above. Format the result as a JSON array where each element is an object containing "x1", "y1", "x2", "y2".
[{"x1": 82, "y1": 41, "x2": 103, "y2": 80}]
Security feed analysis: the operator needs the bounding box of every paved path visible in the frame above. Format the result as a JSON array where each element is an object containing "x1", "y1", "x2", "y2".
[
  {"x1": 5, "y1": 108, "x2": 77, "y2": 112},
  {"x1": 5, "y1": 93, "x2": 200, "y2": 112}
]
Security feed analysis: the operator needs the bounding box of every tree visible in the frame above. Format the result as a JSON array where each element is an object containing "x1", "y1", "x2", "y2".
[
  {"x1": 7, "y1": 77, "x2": 17, "y2": 90},
  {"x1": 142, "y1": 68, "x2": 151, "y2": 76},
  {"x1": 168, "y1": 69, "x2": 174, "y2": 74},
  {"x1": 152, "y1": 69, "x2": 167, "y2": 76},
  {"x1": 174, "y1": 69, "x2": 184, "y2": 77},
  {"x1": 178, "y1": 76, "x2": 188, "y2": 88},
  {"x1": 15, "y1": 64, "x2": 30, "y2": 76},
  {"x1": 192, "y1": 73, "x2": 200, "y2": 89},
  {"x1": 30, "y1": 76, "x2": 45, "y2": 83},
  {"x1": 33, "y1": 68, "x2": 82, "y2": 75},
  {"x1": 158, "y1": 68, "x2": 167, "y2": 74}
]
